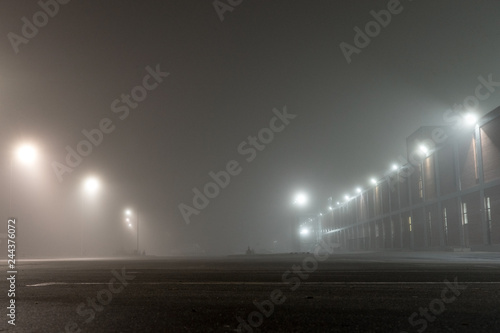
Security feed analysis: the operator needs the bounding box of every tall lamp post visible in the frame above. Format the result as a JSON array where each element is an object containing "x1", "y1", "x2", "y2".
[
  {"x1": 292, "y1": 192, "x2": 308, "y2": 252},
  {"x1": 9, "y1": 143, "x2": 38, "y2": 216},
  {"x1": 125, "y1": 209, "x2": 139, "y2": 255},
  {"x1": 82, "y1": 176, "x2": 100, "y2": 257}
]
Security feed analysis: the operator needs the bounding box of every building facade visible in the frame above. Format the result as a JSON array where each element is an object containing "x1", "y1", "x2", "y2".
[{"x1": 319, "y1": 106, "x2": 500, "y2": 251}]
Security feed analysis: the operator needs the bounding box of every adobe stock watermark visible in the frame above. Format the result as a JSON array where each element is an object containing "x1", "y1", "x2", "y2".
[
  {"x1": 8, "y1": 0, "x2": 72, "y2": 54},
  {"x1": 340, "y1": 0, "x2": 414, "y2": 64},
  {"x1": 213, "y1": 0, "x2": 244, "y2": 22},
  {"x1": 234, "y1": 239, "x2": 335, "y2": 332},
  {"x1": 51, "y1": 64, "x2": 169, "y2": 182},
  {"x1": 400, "y1": 277, "x2": 467, "y2": 333},
  {"x1": 178, "y1": 106, "x2": 296, "y2": 224},
  {"x1": 60, "y1": 267, "x2": 136, "y2": 333},
  {"x1": 388, "y1": 72, "x2": 500, "y2": 192}
]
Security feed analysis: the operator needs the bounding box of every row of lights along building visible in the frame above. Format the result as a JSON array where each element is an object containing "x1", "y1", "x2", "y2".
[{"x1": 301, "y1": 106, "x2": 500, "y2": 252}]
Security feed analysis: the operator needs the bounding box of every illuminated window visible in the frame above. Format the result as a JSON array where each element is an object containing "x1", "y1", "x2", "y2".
[
  {"x1": 408, "y1": 216, "x2": 412, "y2": 232},
  {"x1": 462, "y1": 203, "x2": 469, "y2": 225}
]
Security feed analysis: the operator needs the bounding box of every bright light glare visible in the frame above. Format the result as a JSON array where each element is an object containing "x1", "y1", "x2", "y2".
[
  {"x1": 356, "y1": 187, "x2": 362, "y2": 193},
  {"x1": 125, "y1": 209, "x2": 132, "y2": 216},
  {"x1": 16, "y1": 144, "x2": 37, "y2": 164},
  {"x1": 370, "y1": 178, "x2": 377, "y2": 185},
  {"x1": 344, "y1": 195, "x2": 350, "y2": 201},
  {"x1": 391, "y1": 164, "x2": 399, "y2": 171},
  {"x1": 328, "y1": 206, "x2": 333, "y2": 211},
  {"x1": 300, "y1": 228, "x2": 310, "y2": 236},
  {"x1": 464, "y1": 113, "x2": 478, "y2": 126},
  {"x1": 84, "y1": 177, "x2": 100, "y2": 193},
  {"x1": 419, "y1": 145, "x2": 429, "y2": 155},
  {"x1": 294, "y1": 192, "x2": 308, "y2": 206},
  {"x1": 128, "y1": 223, "x2": 132, "y2": 228}
]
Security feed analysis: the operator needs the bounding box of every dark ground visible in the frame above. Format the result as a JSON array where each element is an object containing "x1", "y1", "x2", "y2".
[{"x1": 1, "y1": 252, "x2": 500, "y2": 332}]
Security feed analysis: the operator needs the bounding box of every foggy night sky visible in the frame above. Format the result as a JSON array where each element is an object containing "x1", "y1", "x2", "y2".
[{"x1": 1, "y1": 1, "x2": 500, "y2": 255}]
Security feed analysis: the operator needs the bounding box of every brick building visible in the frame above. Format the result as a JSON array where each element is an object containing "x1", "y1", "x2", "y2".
[{"x1": 320, "y1": 106, "x2": 500, "y2": 251}]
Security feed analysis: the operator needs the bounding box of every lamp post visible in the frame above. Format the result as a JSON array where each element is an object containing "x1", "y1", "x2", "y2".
[
  {"x1": 125, "y1": 209, "x2": 139, "y2": 255},
  {"x1": 82, "y1": 176, "x2": 100, "y2": 257},
  {"x1": 292, "y1": 192, "x2": 308, "y2": 252},
  {"x1": 9, "y1": 143, "x2": 38, "y2": 216}
]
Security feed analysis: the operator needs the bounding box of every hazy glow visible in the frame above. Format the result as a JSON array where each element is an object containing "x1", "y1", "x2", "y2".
[
  {"x1": 464, "y1": 113, "x2": 478, "y2": 126},
  {"x1": 83, "y1": 177, "x2": 100, "y2": 194},
  {"x1": 293, "y1": 192, "x2": 308, "y2": 206},
  {"x1": 356, "y1": 187, "x2": 362, "y2": 193},
  {"x1": 370, "y1": 178, "x2": 377, "y2": 185},
  {"x1": 328, "y1": 206, "x2": 333, "y2": 211},
  {"x1": 419, "y1": 145, "x2": 429, "y2": 155},
  {"x1": 128, "y1": 223, "x2": 132, "y2": 228},
  {"x1": 125, "y1": 209, "x2": 132, "y2": 216},
  {"x1": 300, "y1": 228, "x2": 310, "y2": 236},
  {"x1": 15, "y1": 144, "x2": 37, "y2": 164},
  {"x1": 391, "y1": 164, "x2": 399, "y2": 171},
  {"x1": 344, "y1": 195, "x2": 350, "y2": 201}
]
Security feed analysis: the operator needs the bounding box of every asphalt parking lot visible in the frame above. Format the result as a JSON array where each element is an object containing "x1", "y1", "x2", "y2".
[{"x1": 1, "y1": 251, "x2": 500, "y2": 332}]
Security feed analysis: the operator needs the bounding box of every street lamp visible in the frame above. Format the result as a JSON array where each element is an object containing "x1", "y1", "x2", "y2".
[
  {"x1": 293, "y1": 192, "x2": 308, "y2": 207},
  {"x1": 9, "y1": 143, "x2": 38, "y2": 215},
  {"x1": 125, "y1": 208, "x2": 139, "y2": 255},
  {"x1": 292, "y1": 192, "x2": 308, "y2": 252},
  {"x1": 82, "y1": 176, "x2": 101, "y2": 256},
  {"x1": 464, "y1": 113, "x2": 478, "y2": 126}
]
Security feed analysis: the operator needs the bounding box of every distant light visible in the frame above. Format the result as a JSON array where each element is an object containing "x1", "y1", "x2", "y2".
[
  {"x1": 370, "y1": 178, "x2": 377, "y2": 185},
  {"x1": 356, "y1": 187, "x2": 362, "y2": 194},
  {"x1": 336, "y1": 202, "x2": 340, "y2": 205},
  {"x1": 125, "y1": 209, "x2": 132, "y2": 216},
  {"x1": 319, "y1": 213, "x2": 323, "y2": 216},
  {"x1": 464, "y1": 113, "x2": 478, "y2": 126},
  {"x1": 300, "y1": 228, "x2": 310, "y2": 236},
  {"x1": 83, "y1": 177, "x2": 100, "y2": 194},
  {"x1": 126, "y1": 218, "x2": 130, "y2": 222},
  {"x1": 419, "y1": 145, "x2": 429, "y2": 155},
  {"x1": 328, "y1": 206, "x2": 333, "y2": 211},
  {"x1": 293, "y1": 192, "x2": 308, "y2": 207},
  {"x1": 344, "y1": 195, "x2": 350, "y2": 201},
  {"x1": 16, "y1": 144, "x2": 37, "y2": 164},
  {"x1": 128, "y1": 223, "x2": 132, "y2": 228},
  {"x1": 391, "y1": 164, "x2": 399, "y2": 171}
]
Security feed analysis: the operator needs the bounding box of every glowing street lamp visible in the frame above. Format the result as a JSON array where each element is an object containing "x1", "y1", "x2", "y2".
[
  {"x1": 84, "y1": 177, "x2": 100, "y2": 194},
  {"x1": 81, "y1": 176, "x2": 101, "y2": 256},
  {"x1": 464, "y1": 113, "x2": 478, "y2": 126},
  {"x1": 125, "y1": 208, "x2": 140, "y2": 254},
  {"x1": 9, "y1": 142, "x2": 39, "y2": 215},
  {"x1": 291, "y1": 192, "x2": 309, "y2": 251},
  {"x1": 419, "y1": 145, "x2": 429, "y2": 155},
  {"x1": 293, "y1": 192, "x2": 308, "y2": 207},
  {"x1": 15, "y1": 144, "x2": 37, "y2": 165},
  {"x1": 370, "y1": 178, "x2": 377, "y2": 185}
]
